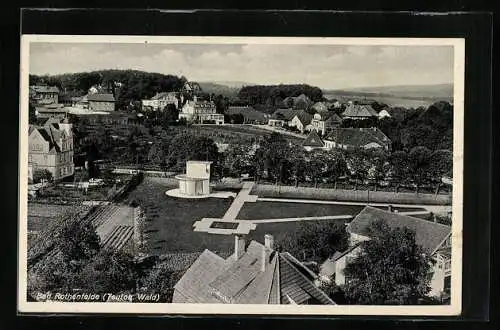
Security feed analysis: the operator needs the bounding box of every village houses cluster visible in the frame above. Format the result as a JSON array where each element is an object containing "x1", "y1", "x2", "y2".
[{"x1": 27, "y1": 79, "x2": 451, "y2": 305}]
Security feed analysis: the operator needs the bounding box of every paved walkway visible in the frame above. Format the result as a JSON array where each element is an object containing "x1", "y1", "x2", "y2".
[
  {"x1": 256, "y1": 197, "x2": 452, "y2": 214},
  {"x1": 246, "y1": 215, "x2": 354, "y2": 224},
  {"x1": 222, "y1": 182, "x2": 258, "y2": 221}
]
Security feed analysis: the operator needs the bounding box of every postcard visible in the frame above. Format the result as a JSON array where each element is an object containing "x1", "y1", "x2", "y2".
[{"x1": 19, "y1": 35, "x2": 464, "y2": 315}]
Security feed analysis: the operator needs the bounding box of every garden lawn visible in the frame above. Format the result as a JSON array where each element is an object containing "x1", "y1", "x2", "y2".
[
  {"x1": 125, "y1": 177, "x2": 235, "y2": 254},
  {"x1": 236, "y1": 201, "x2": 427, "y2": 220}
]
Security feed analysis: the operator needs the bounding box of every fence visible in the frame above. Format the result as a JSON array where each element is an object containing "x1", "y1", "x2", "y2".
[{"x1": 252, "y1": 184, "x2": 451, "y2": 205}]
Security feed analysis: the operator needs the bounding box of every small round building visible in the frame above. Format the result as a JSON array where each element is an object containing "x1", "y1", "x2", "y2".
[{"x1": 174, "y1": 161, "x2": 212, "y2": 197}]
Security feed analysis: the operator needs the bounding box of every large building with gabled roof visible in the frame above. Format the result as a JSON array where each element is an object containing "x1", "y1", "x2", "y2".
[
  {"x1": 341, "y1": 103, "x2": 378, "y2": 120},
  {"x1": 326, "y1": 206, "x2": 452, "y2": 298},
  {"x1": 28, "y1": 118, "x2": 74, "y2": 181},
  {"x1": 323, "y1": 127, "x2": 391, "y2": 151},
  {"x1": 173, "y1": 234, "x2": 336, "y2": 305}
]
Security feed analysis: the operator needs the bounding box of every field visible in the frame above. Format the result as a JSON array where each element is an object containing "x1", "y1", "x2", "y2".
[{"x1": 188, "y1": 124, "x2": 305, "y2": 145}]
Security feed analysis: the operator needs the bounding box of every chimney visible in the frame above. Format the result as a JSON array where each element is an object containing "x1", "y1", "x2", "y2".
[
  {"x1": 388, "y1": 205, "x2": 393, "y2": 212},
  {"x1": 234, "y1": 235, "x2": 245, "y2": 261},
  {"x1": 265, "y1": 234, "x2": 274, "y2": 250},
  {"x1": 261, "y1": 234, "x2": 274, "y2": 272}
]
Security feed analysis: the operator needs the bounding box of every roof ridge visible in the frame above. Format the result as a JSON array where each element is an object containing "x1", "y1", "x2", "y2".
[
  {"x1": 280, "y1": 253, "x2": 335, "y2": 304},
  {"x1": 362, "y1": 205, "x2": 451, "y2": 229}
]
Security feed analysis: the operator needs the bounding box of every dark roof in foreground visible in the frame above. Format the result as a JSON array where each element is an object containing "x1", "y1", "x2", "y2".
[
  {"x1": 173, "y1": 240, "x2": 335, "y2": 304},
  {"x1": 324, "y1": 127, "x2": 391, "y2": 148},
  {"x1": 348, "y1": 206, "x2": 451, "y2": 254},
  {"x1": 87, "y1": 93, "x2": 116, "y2": 102}
]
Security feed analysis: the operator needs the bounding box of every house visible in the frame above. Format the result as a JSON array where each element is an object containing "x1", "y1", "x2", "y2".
[
  {"x1": 302, "y1": 130, "x2": 326, "y2": 151},
  {"x1": 378, "y1": 109, "x2": 392, "y2": 119},
  {"x1": 312, "y1": 102, "x2": 329, "y2": 113},
  {"x1": 225, "y1": 106, "x2": 267, "y2": 124},
  {"x1": 268, "y1": 109, "x2": 312, "y2": 132},
  {"x1": 141, "y1": 92, "x2": 179, "y2": 111},
  {"x1": 341, "y1": 103, "x2": 379, "y2": 120},
  {"x1": 35, "y1": 104, "x2": 69, "y2": 119},
  {"x1": 30, "y1": 85, "x2": 60, "y2": 105},
  {"x1": 310, "y1": 112, "x2": 343, "y2": 135},
  {"x1": 323, "y1": 127, "x2": 391, "y2": 151},
  {"x1": 87, "y1": 93, "x2": 116, "y2": 112},
  {"x1": 328, "y1": 206, "x2": 451, "y2": 297},
  {"x1": 173, "y1": 234, "x2": 336, "y2": 304},
  {"x1": 179, "y1": 96, "x2": 224, "y2": 125},
  {"x1": 290, "y1": 111, "x2": 313, "y2": 133},
  {"x1": 28, "y1": 118, "x2": 74, "y2": 181}
]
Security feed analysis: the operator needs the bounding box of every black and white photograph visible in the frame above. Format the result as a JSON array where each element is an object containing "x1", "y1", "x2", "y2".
[{"x1": 18, "y1": 35, "x2": 464, "y2": 315}]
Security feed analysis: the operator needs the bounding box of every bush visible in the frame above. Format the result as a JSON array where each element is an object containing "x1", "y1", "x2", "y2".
[{"x1": 33, "y1": 169, "x2": 53, "y2": 183}]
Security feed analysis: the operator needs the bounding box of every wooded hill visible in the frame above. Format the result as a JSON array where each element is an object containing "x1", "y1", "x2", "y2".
[{"x1": 29, "y1": 70, "x2": 187, "y2": 110}]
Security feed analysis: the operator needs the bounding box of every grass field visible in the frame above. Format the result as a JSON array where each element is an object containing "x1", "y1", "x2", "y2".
[
  {"x1": 28, "y1": 203, "x2": 78, "y2": 232},
  {"x1": 192, "y1": 124, "x2": 305, "y2": 145},
  {"x1": 236, "y1": 201, "x2": 426, "y2": 220},
  {"x1": 125, "y1": 177, "x2": 235, "y2": 254}
]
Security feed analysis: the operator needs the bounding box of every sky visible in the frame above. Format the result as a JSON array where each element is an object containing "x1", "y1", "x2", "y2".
[{"x1": 29, "y1": 42, "x2": 454, "y2": 90}]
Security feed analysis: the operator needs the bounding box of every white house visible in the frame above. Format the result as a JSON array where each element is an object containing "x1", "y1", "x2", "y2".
[
  {"x1": 142, "y1": 92, "x2": 179, "y2": 111},
  {"x1": 179, "y1": 96, "x2": 224, "y2": 125},
  {"x1": 378, "y1": 109, "x2": 392, "y2": 119}
]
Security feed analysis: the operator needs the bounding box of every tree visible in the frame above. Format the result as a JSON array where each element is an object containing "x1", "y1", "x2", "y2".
[
  {"x1": 408, "y1": 146, "x2": 432, "y2": 193},
  {"x1": 54, "y1": 219, "x2": 100, "y2": 266},
  {"x1": 138, "y1": 262, "x2": 184, "y2": 302},
  {"x1": 343, "y1": 220, "x2": 433, "y2": 305},
  {"x1": 223, "y1": 143, "x2": 255, "y2": 177},
  {"x1": 389, "y1": 150, "x2": 410, "y2": 192},
  {"x1": 162, "y1": 104, "x2": 179, "y2": 125},
  {"x1": 344, "y1": 149, "x2": 371, "y2": 190},
  {"x1": 166, "y1": 133, "x2": 219, "y2": 171},
  {"x1": 33, "y1": 169, "x2": 53, "y2": 183},
  {"x1": 76, "y1": 249, "x2": 138, "y2": 295},
  {"x1": 275, "y1": 221, "x2": 348, "y2": 264},
  {"x1": 427, "y1": 149, "x2": 453, "y2": 194}
]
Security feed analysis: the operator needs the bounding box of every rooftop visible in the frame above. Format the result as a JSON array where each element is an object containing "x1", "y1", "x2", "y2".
[
  {"x1": 87, "y1": 93, "x2": 116, "y2": 102},
  {"x1": 324, "y1": 127, "x2": 391, "y2": 148},
  {"x1": 341, "y1": 104, "x2": 378, "y2": 118},
  {"x1": 174, "y1": 240, "x2": 335, "y2": 304},
  {"x1": 348, "y1": 206, "x2": 451, "y2": 254}
]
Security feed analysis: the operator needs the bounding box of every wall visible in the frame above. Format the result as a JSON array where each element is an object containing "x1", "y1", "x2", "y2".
[{"x1": 252, "y1": 184, "x2": 452, "y2": 205}]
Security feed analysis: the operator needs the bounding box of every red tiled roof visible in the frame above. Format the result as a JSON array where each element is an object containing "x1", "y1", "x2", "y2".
[{"x1": 348, "y1": 206, "x2": 451, "y2": 254}]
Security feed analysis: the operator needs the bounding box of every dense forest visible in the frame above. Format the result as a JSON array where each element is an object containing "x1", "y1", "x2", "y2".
[{"x1": 29, "y1": 70, "x2": 187, "y2": 110}]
